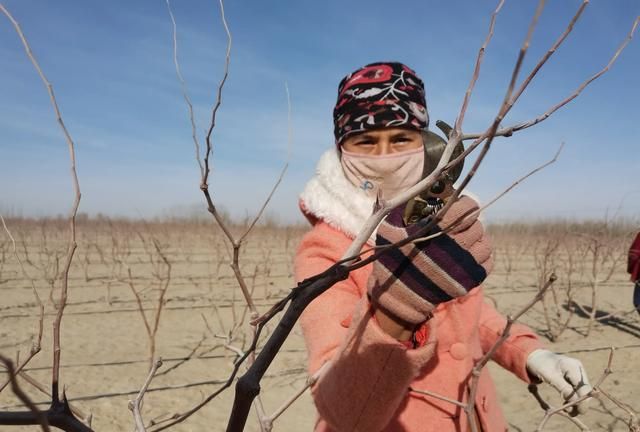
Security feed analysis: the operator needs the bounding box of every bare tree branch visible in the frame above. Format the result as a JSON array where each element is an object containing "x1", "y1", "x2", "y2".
[
  {"x1": 238, "y1": 82, "x2": 293, "y2": 244},
  {"x1": 165, "y1": 0, "x2": 204, "y2": 178},
  {"x1": 465, "y1": 274, "x2": 556, "y2": 432},
  {"x1": 129, "y1": 358, "x2": 163, "y2": 432},
  {"x1": 535, "y1": 347, "x2": 616, "y2": 431},
  {"x1": 454, "y1": 0, "x2": 505, "y2": 133},
  {"x1": 0, "y1": 215, "x2": 44, "y2": 393},
  {"x1": 203, "y1": 0, "x2": 232, "y2": 188},
  {"x1": 0, "y1": 0, "x2": 82, "y2": 407},
  {"x1": 463, "y1": 15, "x2": 640, "y2": 140}
]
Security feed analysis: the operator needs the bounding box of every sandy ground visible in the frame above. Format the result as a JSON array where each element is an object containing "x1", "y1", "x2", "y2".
[{"x1": 0, "y1": 220, "x2": 638, "y2": 431}]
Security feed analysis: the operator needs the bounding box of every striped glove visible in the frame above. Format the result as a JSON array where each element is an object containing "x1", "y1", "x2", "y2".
[{"x1": 368, "y1": 196, "x2": 493, "y2": 325}]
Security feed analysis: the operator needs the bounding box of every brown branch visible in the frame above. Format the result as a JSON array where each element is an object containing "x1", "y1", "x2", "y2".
[
  {"x1": 464, "y1": 274, "x2": 556, "y2": 431},
  {"x1": 238, "y1": 82, "x2": 292, "y2": 245},
  {"x1": 507, "y1": 1, "x2": 588, "y2": 110},
  {"x1": 454, "y1": 0, "x2": 505, "y2": 133},
  {"x1": 149, "y1": 239, "x2": 172, "y2": 366},
  {"x1": 126, "y1": 268, "x2": 153, "y2": 339},
  {"x1": 0, "y1": 349, "x2": 304, "y2": 374},
  {"x1": 146, "y1": 310, "x2": 272, "y2": 431},
  {"x1": 475, "y1": 141, "x2": 563, "y2": 212},
  {"x1": 124, "y1": 238, "x2": 172, "y2": 371},
  {"x1": 129, "y1": 358, "x2": 163, "y2": 432},
  {"x1": 528, "y1": 385, "x2": 590, "y2": 431},
  {"x1": 464, "y1": 15, "x2": 640, "y2": 140},
  {"x1": 415, "y1": 1, "x2": 547, "y2": 252},
  {"x1": 408, "y1": 387, "x2": 467, "y2": 409},
  {"x1": 216, "y1": 85, "x2": 296, "y2": 430},
  {"x1": 0, "y1": 368, "x2": 303, "y2": 410},
  {"x1": 174, "y1": 0, "x2": 258, "y2": 317},
  {"x1": 168, "y1": 12, "x2": 292, "y2": 432},
  {"x1": 155, "y1": 336, "x2": 205, "y2": 377},
  {"x1": 597, "y1": 388, "x2": 640, "y2": 431},
  {"x1": 164, "y1": 0, "x2": 204, "y2": 178},
  {"x1": 499, "y1": 0, "x2": 547, "y2": 119},
  {"x1": 412, "y1": 143, "x2": 563, "y2": 244},
  {"x1": 535, "y1": 347, "x2": 616, "y2": 431},
  {"x1": 202, "y1": 0, "x2": 232, "y2": 188},
  {"x1": 0, "y1": 215, "x2": 44, "y2": 394},
  {"x1": 0, "y1": 2, "x2": 82, "y2": 405},
  {"x1": 449, "y1": 2, "x2": 597, "y2": 175},
  {"x1": 260, "y1": 362, "x2": 329, "y2": 430},
  {"x1": 561, "y1": 344, "x2": 640, "y2": 355}
]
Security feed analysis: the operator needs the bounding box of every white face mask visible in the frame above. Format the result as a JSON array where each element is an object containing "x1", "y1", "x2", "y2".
[{"x1": 340, "y1": 147, "x2": 424, "y2": 200}]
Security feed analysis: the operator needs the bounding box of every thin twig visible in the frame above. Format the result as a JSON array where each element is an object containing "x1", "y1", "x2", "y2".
[
  {"x1": 411, "y1": 143, "x2": 563, "y2": 244},
  {"x1": 529, "y1": 385, "x2": 590, "y2": 431},
  {"x1": 454, "y1": 0, "x2": 505, "y2": 133},
  {"x1": 147, "y1": 309, "x2": 274, "y2": 431},
  {"x1": 0, "y1": 215, "x2": 44, "y2": 393},
  {"x1": 149, "y1": 240, "x2": 172, "y2": 368},
  {"x1": 508, "y1": 1, "x2": 588, "y2": 108},
  {"x1": 129, "y1": 358, "x2": 163, "y2": 432},
  {"x1": 463, "y1": 15, "x2": 640, "y2": 140},
  {"x1": 165, "y1": 0, "x2": 204, "y2": 178},
  {"x1": 156, "y1": 336, "x2": 205, "y2": 377},
  {"x1": 501, "y1": 0, "x2": 547, "y2": 117},
  {"x1": 535, "y1": 348, "x2": 616, "y2": 431},
  {"x1": 408, "y1": 387, "x2": 467, "y2": 409},
  {"x1": 238, "y1": 82, "x2": 292, "y2": 244},
  {"x1": 597, "y1": 388, "x2": 640, "y2": 430},
  {"x1": 261, "y1": 362, "x2": 329, "y2": 429},
  {"x1": 202, "y1": 0, "x2": 232, "y2": 188},
  {"x1": 465, "y1": 274, "x2": 556, "y2": 431}
]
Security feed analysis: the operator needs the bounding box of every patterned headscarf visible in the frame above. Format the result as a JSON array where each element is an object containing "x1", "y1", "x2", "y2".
[{"x1": 333, "y1": 62, "x2": 428, "y2": 146}]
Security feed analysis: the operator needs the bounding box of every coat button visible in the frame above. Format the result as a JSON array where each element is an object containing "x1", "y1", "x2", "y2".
[{"x1": 450, "y1": 342, "x2": 468, "y2": 360}]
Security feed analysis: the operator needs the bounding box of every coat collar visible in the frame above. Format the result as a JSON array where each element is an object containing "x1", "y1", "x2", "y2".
[{"x1": 299, "y1": 149, "x2": 377, "y2": 244}]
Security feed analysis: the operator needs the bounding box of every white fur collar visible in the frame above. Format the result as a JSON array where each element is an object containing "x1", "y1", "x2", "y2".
[{"x1": 299, "y1": 149, "x2": 378, "y2": 244}]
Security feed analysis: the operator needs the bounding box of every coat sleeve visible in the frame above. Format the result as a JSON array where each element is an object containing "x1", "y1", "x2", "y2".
[
  {"x1": 477, "y1": 296, "x2": 544, "y2": 383},
  {"x1": 295, "y1": 224, "x2": 437, "y2": 432}
]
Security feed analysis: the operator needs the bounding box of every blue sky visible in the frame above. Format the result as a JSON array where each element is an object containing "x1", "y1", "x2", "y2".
[{"x1": 1, "y1": 0, "x2": 639, "y2": 224}]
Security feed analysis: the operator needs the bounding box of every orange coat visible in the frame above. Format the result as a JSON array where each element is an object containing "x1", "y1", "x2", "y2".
[{"x1": 295, "y1": 221, "x2": 543, "y2": 432}]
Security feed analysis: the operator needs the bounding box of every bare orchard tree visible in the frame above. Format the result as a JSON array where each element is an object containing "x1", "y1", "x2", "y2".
[
  {"x1": 0, "y1": 1, "x2": 639, "y2": 432},
  {"x1": 528, "y1": 219, "x2": 634, "y2": 342},
  {"x1": 573, "y1": 220, "x2": 631, "y2": 336}
]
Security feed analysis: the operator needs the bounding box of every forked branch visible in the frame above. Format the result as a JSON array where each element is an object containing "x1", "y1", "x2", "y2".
[{"x1": 0, "y1": 0, "x2": 82, "y2": 411}]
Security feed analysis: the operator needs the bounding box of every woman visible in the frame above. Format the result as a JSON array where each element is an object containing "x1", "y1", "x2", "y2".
[{"x1": 295, "y1": 62, "x2": 591, "y2": 431}]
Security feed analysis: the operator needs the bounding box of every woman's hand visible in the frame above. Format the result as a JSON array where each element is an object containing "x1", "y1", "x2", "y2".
[
  {"x1": 368, "y1": 195, "x2": 493, "y2": 328},
  {"x1": 526, "y1": 349, "x2": 592, "y2": 415}
]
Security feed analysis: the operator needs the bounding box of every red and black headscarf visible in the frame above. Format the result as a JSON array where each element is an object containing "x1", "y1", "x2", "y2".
[{"x1": 333, "y1": 62, "x2": 429, "y2": 145}]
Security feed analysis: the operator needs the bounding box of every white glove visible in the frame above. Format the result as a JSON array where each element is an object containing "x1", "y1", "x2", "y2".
[{"x1": 526, "y1": 349, "x2": 592, "y2": 415}]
